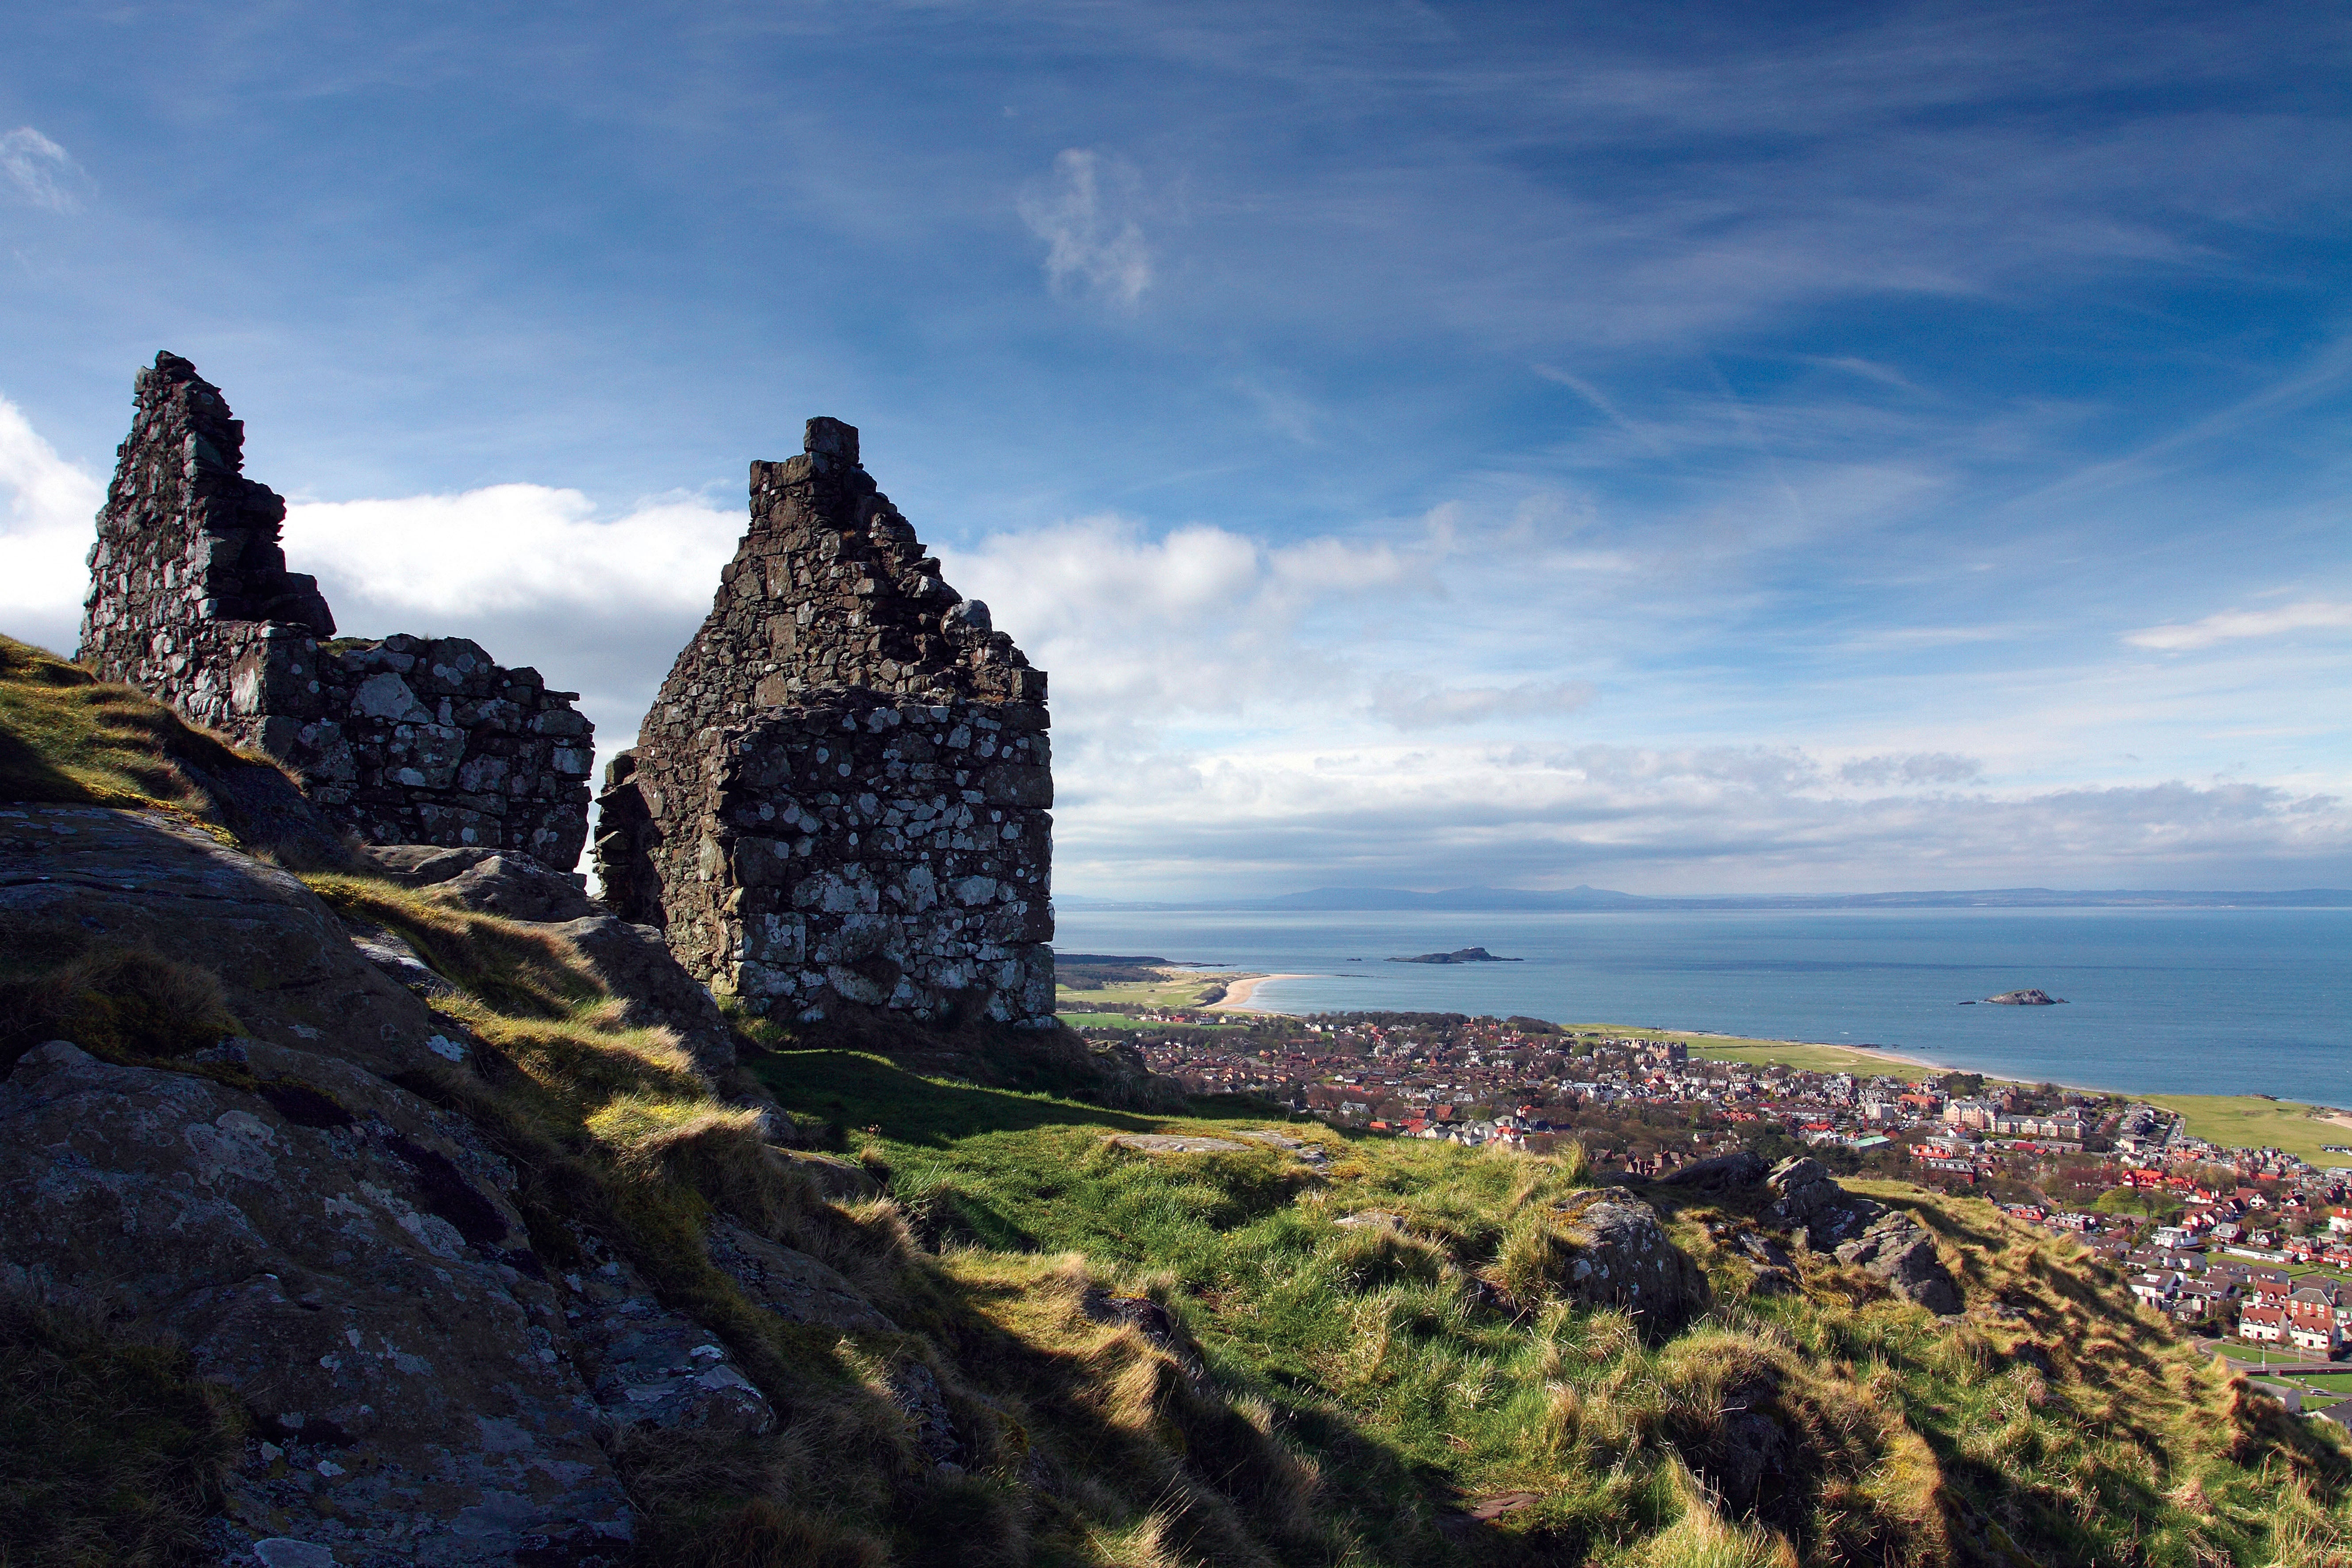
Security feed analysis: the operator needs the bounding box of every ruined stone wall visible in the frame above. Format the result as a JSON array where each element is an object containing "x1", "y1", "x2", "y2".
[
  {"x1": 77, "y1": 353, "x2": 593, "y2": 866},
  {"x1": 597, "y1": 417, "x2": 1054, "y2": 1025}
]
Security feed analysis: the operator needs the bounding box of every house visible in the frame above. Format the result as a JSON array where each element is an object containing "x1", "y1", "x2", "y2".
[
  {"x1": 2129, "y1": 1271, "x2": 2180, "y2": 1310},
  {"x1": 2239, "y1": 1304, "x2": 2288, "y2": 1344}
]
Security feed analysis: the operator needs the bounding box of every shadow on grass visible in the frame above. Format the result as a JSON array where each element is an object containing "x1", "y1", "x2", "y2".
[
  {"x1": 898, "y1": 1259, "x2": 1468, "y2": 1567},
  {"x1": 752, "y1": 1048, "x2": 1170, "y2": 1144}
]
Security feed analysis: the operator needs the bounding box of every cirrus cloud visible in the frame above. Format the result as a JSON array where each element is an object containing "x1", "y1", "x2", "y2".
[
  {"x1": 1020, "y1": 148, "x2": 1155, "y2": 308},
  {"x1": 2125, "y1": 599, "x2": 2352, "y2": 651},
  {"x1": 0, "y1": 127, "x2": 84, "y2": 212}
]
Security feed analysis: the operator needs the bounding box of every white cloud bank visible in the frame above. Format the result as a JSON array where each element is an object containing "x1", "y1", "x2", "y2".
[
  {"x1": 0, "y1": 390, "x2": 2344, "y2": 897},
  {"x1": 285, "y1": 485, "x2": 742, "y2": 618},
  {"x1": 2125, "y1": 599, "x2": 2352, "y2": 651},
  {"x1": 0, "y1": 396, "x2": 102, "y2": 653}
]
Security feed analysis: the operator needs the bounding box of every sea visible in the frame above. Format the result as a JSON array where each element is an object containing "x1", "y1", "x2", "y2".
[{"x1": 1051, "y1": 907, "x2": 2352, "y2": 1104}]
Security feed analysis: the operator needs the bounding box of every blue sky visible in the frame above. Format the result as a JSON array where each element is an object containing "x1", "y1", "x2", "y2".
[{"x1": 3, "y1": 1, "x2": 2348, "y2": 895}]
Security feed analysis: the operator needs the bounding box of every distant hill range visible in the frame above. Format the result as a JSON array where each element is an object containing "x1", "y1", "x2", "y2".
[{"x1": 1056, "y1": 884, "x2": 2352, "y2": 912}]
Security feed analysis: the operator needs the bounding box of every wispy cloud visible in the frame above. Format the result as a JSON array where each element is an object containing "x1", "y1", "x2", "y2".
[
  {"x1": 0, "y1": 127, "x2": 85, "y2": 212},
  {"x1": 1838, "y1": 752, "x2": 1982, "y2": 787},
  {"x1": 2125, "y1": 600, "x2": 2352, "y2": 651},
  {"x1": 1374, "y1": 679, "x2": 1595, "y2": 731},
  {"x1": 1020, "y1": 148, "x2": 1153, "y2": 307}
]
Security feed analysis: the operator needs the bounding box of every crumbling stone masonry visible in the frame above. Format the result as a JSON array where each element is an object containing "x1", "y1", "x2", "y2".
[
  {"x1": 595, "y1": 417, "x2": 1054, "y2": 1025},
  {"x1": 77, "y1": 352, "x2": 594, "y2": 866}
]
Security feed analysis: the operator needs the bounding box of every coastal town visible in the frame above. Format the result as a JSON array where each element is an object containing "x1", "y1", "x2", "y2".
[{"x1": 1063, "y1": 982, "x2": 2352, "y2": 1396}]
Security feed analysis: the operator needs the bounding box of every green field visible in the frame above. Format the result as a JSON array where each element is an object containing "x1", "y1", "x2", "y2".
[
  {"x1": 1565, "y1": 1025, "x2": 1936, "y2": 1077},
  {"x1": 1053, "y1": 966, "x2": 1239, "y2": 1009},
  {"x1": 1056, "y1": 1010, "x2": 1250, "y2": 1033},
  {"x1": 2141, "y1": 1094, "x2": 2348, "y2": 1166}
]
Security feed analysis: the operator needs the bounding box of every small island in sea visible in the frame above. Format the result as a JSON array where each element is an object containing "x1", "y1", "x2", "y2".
[
  {"x1": 1388, "y1": 946, "x2": 1523, "y2": 964},
  {"x1": 1960, "y1": 988, "x2": 2067, "y2": 1006}
]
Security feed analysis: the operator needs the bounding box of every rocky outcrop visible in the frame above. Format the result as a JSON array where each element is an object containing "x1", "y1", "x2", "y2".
[
  {"x1": 1556, "y1": 1190, "x2": 1710, "y2": 1327},
  {"x1": 0, "y1": 804, "x2": 447, "y2": 1081},
  {"x1": 706, "y1": 1220, "x2": 897, "y2": 1334},
  {"x1": 0, "y1": 1040, "x2": 634, "y2": 1567},
  {"x1": 1766, "y1": 1157, "x2": 1961, "y2": 1312},
  {"x1": 0, "y1": 799, "x2": 908, "y2": 1560},
  {"x1": 1834, "y1": 1213, "x2": 1964, "y2": 1314},
  {"x1": 1766, "y1": 1157, "x2": 1876, "y2": 1249},
  {"x1": 595, "y1": 417, "x2": 1054, "y2": 1026},
  {"x1": 1660, "y1": 1148, "x2": 1767, "y2": 1191},
  {"x1": 551, "y1": 1226, "x2": 774, "y2": 1439},
  {"x1": 77, "y1": 353, "x2": 594, "y2": 867}
]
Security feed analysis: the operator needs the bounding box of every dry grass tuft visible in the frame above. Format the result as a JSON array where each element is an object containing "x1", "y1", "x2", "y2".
[
  {"x1": 0, "y1": 945, "x2": 242, "y2": 1071},
  {"x1": 0, "y1": 1282, "x2": 246, "y2": 1568}
]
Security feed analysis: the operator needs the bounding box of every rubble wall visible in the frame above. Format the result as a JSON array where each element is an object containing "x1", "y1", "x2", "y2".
[
  {"x1": 77, "y1": 352, "x2": 593, "y2": 866},
  {"x1": 597, "y1": 417, "x2": 1054, "y2": 1025}
]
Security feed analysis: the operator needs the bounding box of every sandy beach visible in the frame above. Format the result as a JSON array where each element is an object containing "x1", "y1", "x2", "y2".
[{"x1": 1205, "y1": 973, "x2": 1313, "y2": 1012}]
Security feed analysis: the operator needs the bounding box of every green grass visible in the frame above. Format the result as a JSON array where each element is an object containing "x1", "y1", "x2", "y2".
[
  {"x1": 1534, "y1": 1023, "x2": 1940, "y2": 1078},
  {"x1": 0, "y1": 633, "x2": 340, "y2": 863},
  {"x1": 749, "y1": 1045, "x2": 2352, "y2": 1567},
  {"x1": 2142, "y1": 1094, "x2": 2348, "y2": 1166},
  {"x1": 1056, "y1": 1010, "x2": 1252, "y2": 1033}
]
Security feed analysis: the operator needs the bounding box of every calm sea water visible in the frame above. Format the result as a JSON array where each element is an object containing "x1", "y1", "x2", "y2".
[{"x1": 1052, "y1": 907, "x2": 2352, "y2": 1103}]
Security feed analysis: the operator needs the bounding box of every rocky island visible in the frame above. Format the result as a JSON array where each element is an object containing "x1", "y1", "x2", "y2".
[
  {"x1": 1387, "y1": 946, "x2": 1523, "y2": 964},
  {"x1": 1967, "y1": 989, "x2": 2067, "y2": 1005}
]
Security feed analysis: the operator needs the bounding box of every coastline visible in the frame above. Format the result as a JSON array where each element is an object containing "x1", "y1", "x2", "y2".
[{"x1": 1205, "y1": 973, "x2": 1312, "y2": 1011}]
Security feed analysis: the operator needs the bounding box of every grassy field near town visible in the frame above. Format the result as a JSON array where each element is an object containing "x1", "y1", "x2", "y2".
[
  {"x1": 1616, "y1": 1030, "x2": 1936, "y2": 1077},
  {"x1": 1056, "y1": 1010, "x2": 1252, "y2": 1034},
  {"x1": 1054, "y1": 967, "x2": 1240, "y2": 1009},
  {"x1": 2142, "y1": 1094, "x2": 2345, "y2": 1167}
]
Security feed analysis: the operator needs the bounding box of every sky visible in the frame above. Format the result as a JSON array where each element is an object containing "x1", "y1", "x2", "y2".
[{"x1": 2, "y1": 0, "x2": 2349, "y2": 898}]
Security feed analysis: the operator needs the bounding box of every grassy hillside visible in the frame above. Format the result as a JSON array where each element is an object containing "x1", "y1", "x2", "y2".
[
  {"x1": 0, "y1": 632, "x2": 343, "y2": 863},
  {"x1": 12, "y1": 642, "x2": 2352, "y2": 1566},
  {"x1": 726, "y1": 1048, "x2": 2352, "y2": 1567}
]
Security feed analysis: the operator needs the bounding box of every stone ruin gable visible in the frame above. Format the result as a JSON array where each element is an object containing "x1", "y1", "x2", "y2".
[
  {"x1": 76, "y1": 351, "x2": 595, "y2": 867},
  {"x1": 596, "y1": 416, "x2": 1055, "y2": 1025}
]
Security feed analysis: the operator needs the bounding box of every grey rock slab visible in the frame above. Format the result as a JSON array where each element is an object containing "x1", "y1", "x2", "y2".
[
  {"x1": 1231, "y1": 1128, "x2": 1330, "y2": 1165},
  {"x1": 556, "y1": 1230, "x2": 774, "y2": 1437},
  {"x1": 1556, "y1": 1189, "x2": 1710, "y2": 1328},
  {"x1": 1834, "y1": 1213, "x2": 1963, "y2": 1314},
  {"x1": 354, "y1": 844, "x2": 503, "y2": 886},
  {"x1": 887, "y1": 1361, "x2": 963, "y2": 1470},
  {"x1": 705, "y1": 1220, "x2": 897, "y2": 1334},
  {"x1": 1107, "y1": 1133, "x2": 1248, "y2": 1155},
  {"x1": 0, "y1": 1040, "x2": 631, "y2": 1566},
  {"x1": 344, "y1": 921, "x2": 458, "y2": 1000},
  {"x1": 0, "y1": 806, "x2": 444, "y2": 1081},
  {"x1": 428, "y1": 854, "x2": 598, "y2": 924},
  {"x1": 1660, "y1": 1150, "x2": 1767, "y2": 1190},
  {"x1": 1766, "y1": 1155, "x2": 1881, "y2": 1248}
]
